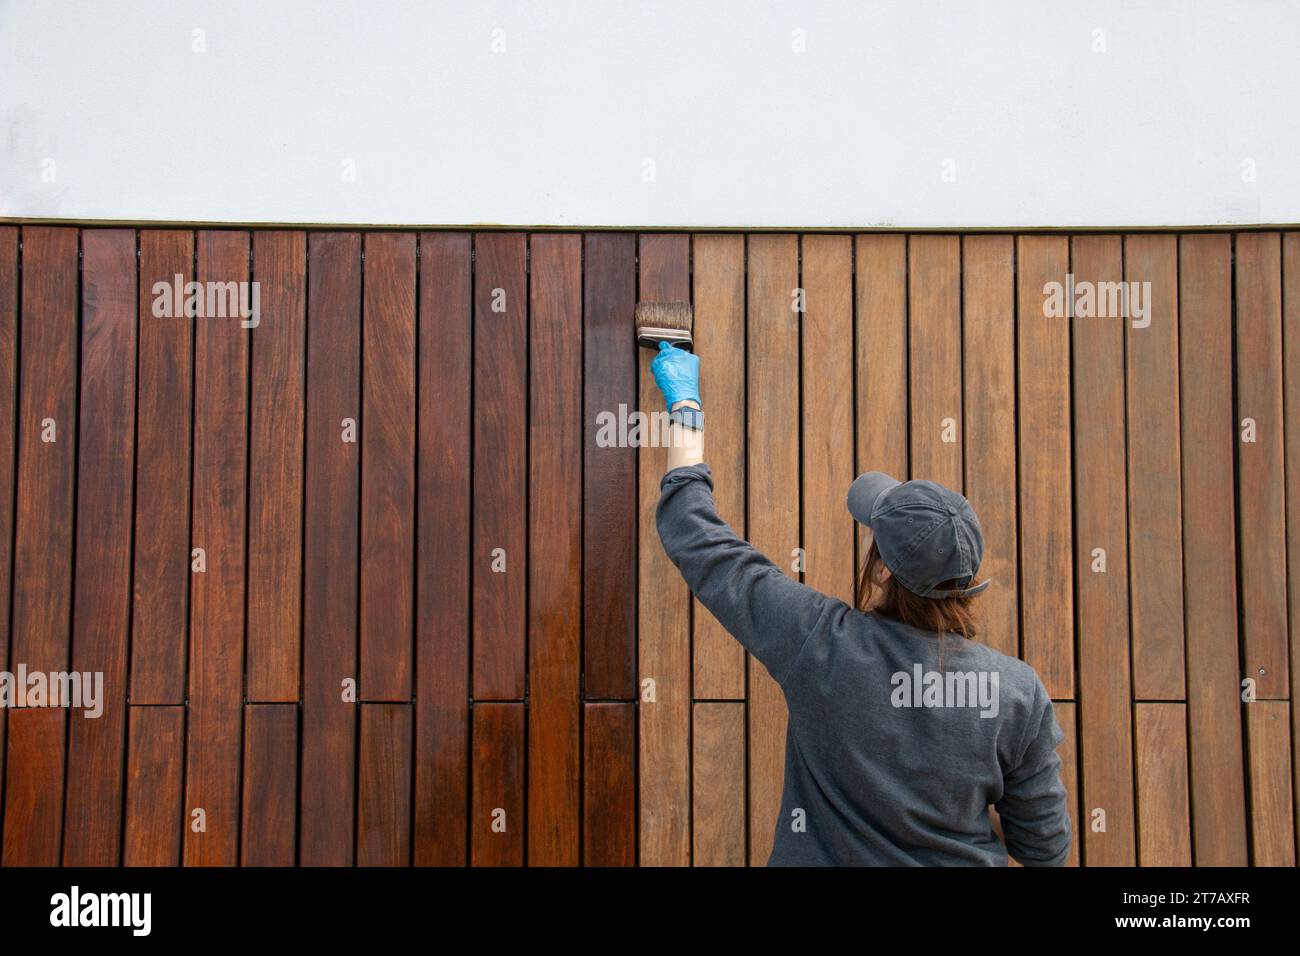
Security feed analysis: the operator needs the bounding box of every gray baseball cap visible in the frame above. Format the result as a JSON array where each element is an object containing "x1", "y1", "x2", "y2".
[{"x1": 846, "y1": 472, "x2": 990, "y2": 598}]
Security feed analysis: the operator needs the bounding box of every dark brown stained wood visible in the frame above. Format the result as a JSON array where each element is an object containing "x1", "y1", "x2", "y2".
[
  {"x1": 247, "y1": 231, "x2": 306, "y2": 702},
  {"x1": 3, "y1": 226, "x2": 77, "y2": 864},
  {"x1": 131, "y1": 230, "x2": 194, "y2": 704},
  {"x1": 1016, "y1": 236, "x2": 1074, "y2": 698},
  {"x1": 855, "y1": 235, "x2": 909, "y2": 583},
  {"x1": 300, "y1": 232, "x2": 361, "y2": 867},
  {"x1": 962, "y1": 236, "x2": 1018, "y2": 658},
  {"x1": 1284, "y1": 232, "x2": 1300, "y2": 845},
  {"x1": 691, "y1": 235, "x2": 746, "y2": 699},
  {"x1": 746, "y1": 234, "x2": 799, "y2": 866},
  {"x1": 1053, "y1": 702, "x2": 1079, "y2": 867},
  {"x1": 1124, "y1": 236, "x2": 1185, "y2": 699},
  {"x1": 471, "y1": 702, "x2": 524, "y2": 866},
  {"x1": 637, "y1": 233, "x2": 691, "y2": 867},
  {"x1": 692, "y1": 701, "x2": 745, "y2": 867},
  {"x1": 801, "y1": 235, "x2": 855, "y2": 603},
  {"x1": 361, "y1": 233, "x2": 416, "y2": 701},
  {"x1": 908, "y1": 234, "x2": 963, "y2": 491},
  {"x1": 472, "y1": 232, "x2": 528, "y2": 700},
  {"x1": 123, "y1": 706, "x2": 184, "y2": 866},
  {"x1": 2, "y1": 708, "x2": 66, "y2": 865},
  {"x1": 1234, "y1": 232, "x2": 1288, "y2": 699},
  {"x1": 1070, "y1": 235, "x2": 1135, "y2": 866},
  {"x1": 240, "y1": 703, "x2": 297, "y2": 866},
  {"x1": 1178, "y1": 234, "x2": 1248, "y2": 865},
  {"x1": 414, "y1": 233, "x2": 470, "y2": 866},
  {"x1": 527, "y1": 234, "x2": 582, "y2": 866},
  {"x1": 1246, "y1": 701, "x2": 1295, "y2": 866},
  {"x1": 583, "y1": 702, "x2": 636, "y2": 866},
  {"x1": 358, "y1": 703, "x2": 413, "y2": 866},
  {"x1": 582, "y1": 232, "x2": 637, "y2": 700},
  {"x1": 0, "y1": 228, "x2": 15, "y2": 833},
  {"x1": 62, "y1": 229, "x2": 136, "y2": 866},
  {"x1": 1134, "y1": 703, "x2": 1191, "y2": 866},
  {"x1": 184, "y1": 230, "x2": 250, "y2": 867}
]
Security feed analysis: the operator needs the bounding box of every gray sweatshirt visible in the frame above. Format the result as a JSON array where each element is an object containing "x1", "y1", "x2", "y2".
[{"x1": 656, "y1": 463, "x2": 1073, "y2": 867}]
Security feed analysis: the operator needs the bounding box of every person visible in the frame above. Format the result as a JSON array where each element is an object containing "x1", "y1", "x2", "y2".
[{"x1": 650, "y1": 341, "x2": 1072, "y2": 866}]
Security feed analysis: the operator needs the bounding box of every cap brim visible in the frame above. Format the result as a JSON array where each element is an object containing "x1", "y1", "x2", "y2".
[{"x1": 847, "y1": 471, "x2": 901, "y2": 527}]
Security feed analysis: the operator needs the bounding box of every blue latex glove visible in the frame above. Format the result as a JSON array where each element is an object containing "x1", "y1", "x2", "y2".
[{"x1": 651, "y1": 341, "x2": 701, "y2": 410}]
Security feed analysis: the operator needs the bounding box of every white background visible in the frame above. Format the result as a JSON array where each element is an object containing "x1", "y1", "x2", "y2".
[{"x1": 1, "y1": 0, "x2": 1296, "y2": 228}]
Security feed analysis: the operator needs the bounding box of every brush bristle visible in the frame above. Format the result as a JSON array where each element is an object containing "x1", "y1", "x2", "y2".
[{"x1": 634, "y1": 301, "x2": 693, "y2": 332}]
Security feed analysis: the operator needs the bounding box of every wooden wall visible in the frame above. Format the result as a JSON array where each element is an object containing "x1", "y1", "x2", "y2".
[{"x1": 0, "y1": 226, "x2": 1295, "y2": 867}]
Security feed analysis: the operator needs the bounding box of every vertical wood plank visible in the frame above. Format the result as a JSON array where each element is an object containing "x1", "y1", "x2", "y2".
[
  {"x1": 414, "y1": 232, "x2": 471, "y2": 866},
  {"x1": 527, "y1": 234, "x2": 582, "y2": 866},
  {"x1": 63, "y1": 228, "x2": 136, "y2": 866},
  {"x1": 1, "y1": 708, "x2": 65, "y2": 865},
  {"x1": 638, "y1": 233, "x2": 692, "y2": 866},
  {"x1": 471, "y1": 702, "x2": 524, "y2": 866},
  {"x1": 0, "y1": 227, "x2": 17, "y2": 836},
  {"x1": 1246, "y1": 701, "x2": 1295, "y2": 866},
  {"x1": 1054, "y1": 702, "x2": 1080, "y2": 867},
  {"x1": 123, "y1": 706, "x2": 184, "y2": 866},
  {"x1": 1134, "y1": 703, "x2": 1191, "y2": 866},
  {"x1": 358, "y1": 703, "x2": 413, "y2": 866},
  {"x1": 240, "y1": 703, "x2": 297, "y2": 866},
  {"x1": 801, "y1": 235, "x2": 855, "y2": 603},
  {"x1": 691, "y1": 235, "x2": 746, "y2": 698},
  {"x1": 1178, "y1": 233, "x2": 1248, "y2": 865},
  {"x1": 908, "y1": 234, "x2": 963, "y2": 490},
  {"x1": 1016, "y1": 236, "x2": 1074, "y2": 698},
  {"x1": 746, "y1": 234, "x2": 799, "y2": 865},
  {"x1": 472, "y1": 232, "x2": 527, "y2": 700},
  {"x1": 692, "y1": 701, "x2": 745, "y2": 867},
  {"x1": 361, "y1": 232, "x2": 416, "y2": 701},
  {"x1": 131, "y1": 229, "x2": 194, "y2": 704},
  {"x1": 1071, "y1": 235, "x2": 1135, "y2": 866},
  {"x1": 184, "y1": 230, "x2": 250, "y2": 867},
  {"x1": 583, "y1": 702, "x2": 636, "y2": 866},
  {"x1": 962, "y1": 236, "x2": 1017, "y2": 656},
  {"x1": 1284, "y1": 232, "x2": 1300, "y2": 846},
  {"x1": 300, "y1": 231, "x2": 361, "y2": 866},
  {"x1": 247, "y1": 230, "x2": 306, "y2": 702},
  {"x1": 1235, "y1": 232, "x2": 1288, "y2": 699},
  {"x1": 582, "y1": 233, "x2": 637, "y2": 700}
]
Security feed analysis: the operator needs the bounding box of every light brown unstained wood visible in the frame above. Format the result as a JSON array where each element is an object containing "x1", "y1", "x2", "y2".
[
  {"x1": 1245, "y1": 701, "x2": 1295, "y2": 866},
  {"x1": 1054, "y1": 702, "x2": 1080, "y2": 867},
  {"x1": 908, "y1": 235, "x2": 963, "y2": 491},
  {"x1": 692, "y1": 702, "x2": 746, "y2": 867},
  {"x1": 1134, "y1": 703, "x2": 1191, "y2": 866},
  {"x1": 1284, "y1": 233, "x2": 1300, "y2": 847}
]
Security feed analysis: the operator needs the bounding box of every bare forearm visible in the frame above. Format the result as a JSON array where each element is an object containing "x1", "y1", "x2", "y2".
[{"x1": 666, "y1": 399, "x2": 704, "y2": 471}]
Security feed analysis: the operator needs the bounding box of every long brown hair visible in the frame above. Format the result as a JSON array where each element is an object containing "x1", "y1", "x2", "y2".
[{"x1": 855, "y1": 539, "x2": 982, "y2": 647}]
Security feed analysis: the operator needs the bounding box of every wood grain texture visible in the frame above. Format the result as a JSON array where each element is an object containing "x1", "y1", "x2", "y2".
[
  {"x1": 0, "y1": 228, "x2": 14, "y2": 822},
  {"x1": 241, "y1": 703, "x2": 297, "y2": 866},
  {"x1": 908, "y1": 234, "x2": 963, "y2": 490},
  {"x1": 1053, "y1": 702, "x2": 1080, "y2": 867},
  {"x1": 1134, "y1": 703, "x2": 1191, "y2": 866},
  {"x1": 471, "y1": 702, "x2": 524, "y2": 866},
  {"x1": 1245, "y1": 701, "x2": 1295, "y2": 866},
  {"x1": 1284, "y1": 233, "x2": 1300, "y2": 849},
  {"x1": 583, "y1": 702, "x2": 636, "y2": 866},
  {"x1": 123, "y1": 706, "x2": 185, "y2": 867},
  {"x1": 358, "y1": 703, "x2": 412, "y2": 866},
  {"x1": 692, "y1": 701, "x2": 745, "y2": 867},
  {"x1": 1, "y1": 707, "x2": 65, "y2": 865}
]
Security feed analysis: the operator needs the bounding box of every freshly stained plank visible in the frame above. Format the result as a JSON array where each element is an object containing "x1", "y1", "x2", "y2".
[
  {"x1": 1054, "y1": 702, "x2": 1080, "y2": 867},
  {"x1": 63, "y1": 228, "x2": 136, "y2": 866},
  {"x1": 1134, "y1": 703, "x2": 1191, "y2": 866},
  {"x1": 746, "y1": 234, "x2": 799, "y2": 865},
  {"x1": 247, "y1": 231, "x2": 306, "y2": 702},
  {"x1": 184, "y1": 230, "x2": 250, "y2": 867},
  {"x1": 582, "y1": 233, "x2": 637, "y2": 700},
  {"x1": 414, "y1": 232, "x2": 471, "y2": 866},
  {"x1": 123, "y1": 706, "x2": 185, "y2": 866},
  {"x1": 583, "y1": 702, "x2": 636, "y2": 866},
  {"x1": 908, "y1": 234, "x2": 963, "y2": 490},
  {"x1": 4, "y1": 226, "x2": 77, "y2": 864},
  {"x1": 358, "y1": 703, "x2": 413, "y2": 866},
  {"x1": 1178, "y1": 234, "x2": 1248, "y2": 865},
  {"x1": 1234, "y1": 232, "x2": 1288, "y2": 699},
  {"x1": 131, "y1": 230, "x2": 194, "y2": 704},
  {"x1": 361, "y1": 233, "x2": 416, "y2": 701},
  {"x1": 1016, "y1": 236, "x2": 1073, "y2": 698},
  {"x1": 0, "y1": 228, "x2": 13, "y2": 827},
  {"x1": 240, "y1": 703, "x2": 297, "y2": 866},
  {"x1": 300, "y1": 232, "x2": 361, "y2": 866},
  {"x1": 962, "y1": 236, "x2": 1018, "y2": 657},
  {"x1": 527, "y1": 234, "x2": 582, "y2": 866},
  {"x1": 638, "y1": 233, "x2": 692, "y2": 866},
  {"x1": 801, "y1": 235, "x2": 855, "y2": 603},
  {"x1": 1125, "y1": 236, "x2": 1184, "y2": 699},
  {"x1": 1285, "y1": 232, "x2": 1300, "y2": 843},
  {"x1": 692, "y1": 701, "x2": 745, "y2": 867},
  {"x1": 1246, "y1": 701, "x2": 1295, "y2": 866},
  {"x1": 1070, "y1": 235, "x2": 1135, "y2": 866},
  {"x1": 472, "y1": 232, "x2": 527, "y2": 700},
  {"x1": 471, "y1": 702, "x2": 525, "y2": 866},
  {"x1": 691, "y1": 235, "x2": 746, "y2": 699}
]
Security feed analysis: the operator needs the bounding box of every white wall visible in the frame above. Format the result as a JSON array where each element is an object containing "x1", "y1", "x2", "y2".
[{"x1": 1, "y1": 0, "x2": 1296, "y2": 228}]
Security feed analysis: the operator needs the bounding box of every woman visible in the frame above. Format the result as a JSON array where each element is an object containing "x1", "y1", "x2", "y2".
[{"x1": 651, "y1": 342, "x2": 1072, "y2": 867}]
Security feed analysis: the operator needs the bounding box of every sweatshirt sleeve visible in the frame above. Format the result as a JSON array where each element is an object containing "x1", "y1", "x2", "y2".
[
  {"x1": 655, "y1": 463, "x2": 843, "y2": 686},
  {"x1": 995, "y1": 679, "x2": 1073, "y2": 867}
]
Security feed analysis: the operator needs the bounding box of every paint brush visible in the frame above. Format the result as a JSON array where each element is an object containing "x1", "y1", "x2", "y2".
[{"x1": 635, "y1": 301, "x2": 694, "y2": 351}]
